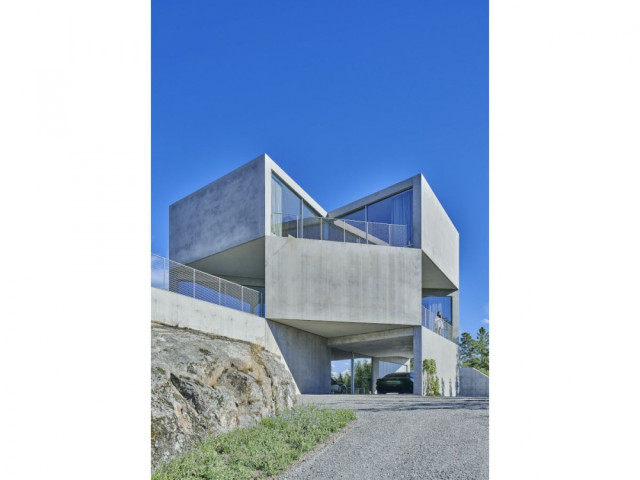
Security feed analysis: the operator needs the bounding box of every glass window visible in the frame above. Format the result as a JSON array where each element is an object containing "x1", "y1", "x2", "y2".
[
  {"x1": 271, "y1": 175, "x2": 301, "y2": 216},
  {"x1": 302, "y1": 201, "x2": 322, "y2": 239},
  {"x1": 366, "y1": 189, "x2": 412, "y2": 226},
  {"x1": 302, "y1": 201, "x2": 319, "y2": 218},
  {"x1": 422, "y1": 296, "x2": 452, "y2": 324},
  {"x1": 271, "y1": 174, "x2": 302, "y2": 237},
  {"x1": 366, "y1": 189, "x2": 412, "y2": 246},
  {"x1": 341, "y1": 207, "x2": 365, "y2": 222}
]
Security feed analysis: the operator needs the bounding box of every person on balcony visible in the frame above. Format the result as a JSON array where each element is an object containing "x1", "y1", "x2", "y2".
[{"x1": 435, "y1": 311, "x2": 444, "y2": 336}]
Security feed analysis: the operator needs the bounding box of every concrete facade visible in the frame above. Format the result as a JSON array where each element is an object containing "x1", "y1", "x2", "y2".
[
  {"x1": 422, "y1": 327, "x2": 460, "y2": 397},
  {"x1": 265, "y1": 235, "x2": 422, "y2": 327},
  {"x1": 169, "y1": 156, "x2": 266, "y2": 265},
  {"x1": 166, "y1": 154, "x2": 461, "y2": 396}
]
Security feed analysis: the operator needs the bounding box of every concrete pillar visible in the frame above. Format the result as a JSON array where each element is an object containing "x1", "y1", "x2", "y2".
[
  {"x1": 350, "y1": 352, "x2": 355, "y2": 395},
  {"x1": 447, "y1": 290, "x2": 457, "y2": 342},
  {"x1": 371, "y1": 357, "x2": 380, "y2": 393},
  {"x1": 413, "y1": 326, "x2": 424, "y2": 395}
]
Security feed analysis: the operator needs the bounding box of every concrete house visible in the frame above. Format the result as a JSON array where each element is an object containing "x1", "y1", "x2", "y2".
[{"x1": 159, "y1": 153, "x2": 460, "y2": 396}]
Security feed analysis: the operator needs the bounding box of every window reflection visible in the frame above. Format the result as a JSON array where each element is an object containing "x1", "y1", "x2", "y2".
[
  {"x1": 422, "y1": 296, "x2": 452, "y2": 324},
  {"x1": 337, "y1": 189, "x2": 412, "y2": 246},
  {"x1": 271, "y1": 174, "x2": 320, "y2": 238}
]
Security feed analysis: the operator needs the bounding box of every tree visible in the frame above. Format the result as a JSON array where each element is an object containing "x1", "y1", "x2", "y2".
[
  {"x1": 354, "y1": 360, "x2": 372, "y2": 393},
  {"x1": 343, "y1": 372, "x2": 351, "y2": 392},
  {"x1": 421, "y1": 359, "x2": 441, "y2": 396},
  {"x1": 459, "y1": 327, "x2": 489, "y2": 375}
]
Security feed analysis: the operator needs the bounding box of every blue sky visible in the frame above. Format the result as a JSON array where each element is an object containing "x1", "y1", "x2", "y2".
[{"x1": 152, "y1": 1, "x2": 488, "y2": 347}]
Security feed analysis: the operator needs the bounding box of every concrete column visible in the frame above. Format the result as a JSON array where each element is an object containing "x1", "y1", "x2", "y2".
[
  {"x1": 371, "y1": 357, "x2": 380, "y2": 393},
  {"x1": 413, "y1": 326, "x2": 424, "y2": 395},
  {"x1": 350, "y1": 352, "x2": 355, "y2": 395},
  {"x1": 449, "y1": 290, "x2": 460, "y2": 341}
]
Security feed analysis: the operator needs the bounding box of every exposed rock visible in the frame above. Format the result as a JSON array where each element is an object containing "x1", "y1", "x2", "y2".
[{"x1": 151, "y1": 322, "x2": 297, "y2": 468}]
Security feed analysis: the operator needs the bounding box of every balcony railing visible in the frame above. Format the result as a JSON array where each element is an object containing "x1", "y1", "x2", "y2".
[
  {"x1": 422, "y1": 306, "x2": 451, "y2": 340},
  {"x1": 151, "y1": 253, "x2": 264, "y2": 317},
  {"x1": 271, "y1": 213, "x2": 411, "y2": 247}
]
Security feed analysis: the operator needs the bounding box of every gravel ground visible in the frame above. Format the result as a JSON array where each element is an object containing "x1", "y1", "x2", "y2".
[{"x1": 279, "y1": 395, "x2": 488, "y2": 480}]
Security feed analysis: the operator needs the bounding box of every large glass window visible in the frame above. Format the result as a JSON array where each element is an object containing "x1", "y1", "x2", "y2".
[
  {"x1": 341, "y1": 207, "x2": 365, "y2": 222},
  {"x1": 302, "y1": 201, "x2": 322, "y2": 239},
  {"x1": 271, "y1": 174, "x2": 320, "y2": 238},
  {"x1": 337, "y1": 189, "x2": 412, "y2": 246},
  {"x1": 422, "y1": 296, "x2": 452, "y2": 324},
  {"x1": 367, "y1": 189, "x2": 412, "y2": 227}
]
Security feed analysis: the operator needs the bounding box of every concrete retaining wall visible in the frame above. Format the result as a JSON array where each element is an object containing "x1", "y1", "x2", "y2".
[
  {"x1": 458, "y1": 367, "x2": 489, "y2": 397},
  {"x1": 152, "y1": 288, "x2": 331, "y2": 394},
  {"x1": 152, "y1": 288, "x2": 273, "y2": 350}
]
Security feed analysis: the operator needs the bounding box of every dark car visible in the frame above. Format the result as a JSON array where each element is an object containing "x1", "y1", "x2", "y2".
[
  {"x1": 376, "y1": 372, "x2": 414, "y2": 394},
  {"x1": 331, "y1": 378, "x2": 347, "y2": 394}
]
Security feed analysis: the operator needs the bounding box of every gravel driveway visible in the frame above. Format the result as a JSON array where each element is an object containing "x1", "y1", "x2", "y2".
[{"x1": 279, "y1": 395, "x2": 488, "y2": 480}]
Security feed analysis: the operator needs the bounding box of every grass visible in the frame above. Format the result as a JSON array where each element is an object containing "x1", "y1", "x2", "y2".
[{"x1": 152, "y1": 405, "x2": 356, "y2": 480}]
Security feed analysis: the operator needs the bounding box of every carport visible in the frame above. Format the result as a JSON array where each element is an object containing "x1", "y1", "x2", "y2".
[{"x1": 328, "y1": 327, "x2": 421, "y2": 394}]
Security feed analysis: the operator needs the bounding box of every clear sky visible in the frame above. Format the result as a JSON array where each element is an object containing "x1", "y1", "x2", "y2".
[{"x1": 152, "y1": 1, "x2": 488, "y2": 341}]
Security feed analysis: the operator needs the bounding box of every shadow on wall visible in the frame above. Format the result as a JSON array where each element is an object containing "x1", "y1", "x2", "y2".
[{"x1": 267, "y1": 320, "x2": 331, "y2": 394}]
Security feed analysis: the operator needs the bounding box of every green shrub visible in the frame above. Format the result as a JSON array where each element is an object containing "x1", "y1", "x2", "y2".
[
  {"x1": 152, "y1": 405, "x2": 356, "y2": 479},
  {"x1": 422, "y1": 359, "x2": 441, "y2": 396}
]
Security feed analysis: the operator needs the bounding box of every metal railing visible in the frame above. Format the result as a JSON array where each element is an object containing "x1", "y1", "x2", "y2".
[
  {"x1": 271, "y1": 213, "x2": 411, "y2": 247},
  {"x1": 151, "y1": 253, "x2": 264, "y2": 317},
  {"x1": 422, "y1": 306, "x2": 451, "y2": 340}
]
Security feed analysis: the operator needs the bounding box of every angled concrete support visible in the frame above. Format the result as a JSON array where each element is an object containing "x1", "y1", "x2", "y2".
[{"x1": 413, "y1": 326, "x2": 424, "y2": 395}]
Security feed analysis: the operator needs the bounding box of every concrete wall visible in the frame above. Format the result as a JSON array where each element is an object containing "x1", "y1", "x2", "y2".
[
  {"x1": 151, "y1": 288, "x2": 332, "y2": 395},
  {"x1": 450, "y1": 290, "x2": 460, "y2": 341},
  {"x1": 422, "y1": 327, "x2": 459, "y2": 397},
  {"x1": 458, "y1": 367, "x2": 489, "y2": 397},
  {"x1": 169, "y1": 155, "x2": 266, "y2": 265},
  {"x1": 379, "y1": 359, "x2": 409, "y2": 376},
  {"x1": 420, "y1": 176, "x2": 459, "y2": 289},
  {"x1": 152, "y1": 287, "x2": 274, "y2": 351},
  {"x1": 267, "y1": 320, "x2": 331, "y2": 394},
  {"x1": 265, "y1": 235, "x2": 422, "y2": 325}
]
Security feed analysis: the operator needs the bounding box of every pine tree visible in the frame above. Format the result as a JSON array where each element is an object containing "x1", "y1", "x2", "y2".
[{"x1": 459, "y1": 327, "x2": 489, "y2": 375}]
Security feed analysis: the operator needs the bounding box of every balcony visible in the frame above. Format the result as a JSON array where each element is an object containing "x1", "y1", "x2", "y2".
[
  {"x1": 271, "y1": 213, "x2": 411, "y2": 248},
  {"x1": 151, "y1": 253, "x2": 264, "y2": 316},
  {"x1": 421, "y1": 305, "x2": 452, "y2": 341}
]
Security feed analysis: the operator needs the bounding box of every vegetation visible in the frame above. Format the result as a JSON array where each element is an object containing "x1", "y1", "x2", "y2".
[
  {"x1": 423, "y1": 358, "x2": 441, "y2": 396},
  {"x1": 354, "y1": 359, "x2": 372, "y2": 393},
  {"x1": 152, "y1": 405, "x2": 356, "y2": 480},
  {"x1": 333, "y1": 359, "x2": 372, "y2": 394},
  {"x1": 459, "y1": 326, "x2": 489, "y2": 375}
]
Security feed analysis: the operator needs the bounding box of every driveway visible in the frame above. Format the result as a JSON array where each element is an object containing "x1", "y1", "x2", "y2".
[{"x1": 279, "y1": 395, "x2": 489, "y2": 480}]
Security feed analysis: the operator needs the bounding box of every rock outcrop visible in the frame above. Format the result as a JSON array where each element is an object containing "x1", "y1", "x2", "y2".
[{"x1": 151, "y1": 322, "x2": 297, "y2": 468}]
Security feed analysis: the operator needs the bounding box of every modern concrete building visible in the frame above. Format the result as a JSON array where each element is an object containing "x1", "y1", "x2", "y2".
[{"x1": 165, "y1": 153, "x2": 460, "y2": 396}]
